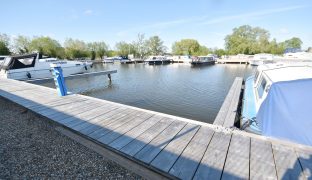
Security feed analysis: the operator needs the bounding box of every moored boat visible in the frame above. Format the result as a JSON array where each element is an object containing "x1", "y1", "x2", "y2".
[
  {"x1": 248, "y1": 53, "x2": 274, "y2": 66},
  {"x1": 241, "y1": 63, "x2": 312, "y2": 146},
  {"x1": 0, "y1": 53, "x2": 92, "y2": 80},
  {"x1": 0, "y1": 56, "x2": 8, "y2": 65},
  {"x1": 103, "y1": 57, "x2": 115, "y2": 63},
  {"x1": 190, "y1": 55, "x2": 216, "y2": 65},
  {"x1": 144, "y1": 56, "x2": 172, "y2": 65}
]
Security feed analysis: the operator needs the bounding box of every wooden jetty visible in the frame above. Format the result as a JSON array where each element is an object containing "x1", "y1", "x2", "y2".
[
  {"x1": 0, "y1": 77, "x2": 312, "y2": 179},
  {"x1": 213, "y1": 77, "x2": 243, "y2": 127},
  {"x1": 217, "y1": 59, "x2": 248, "y2": 64},
  {"x1": 25, "y1": 70, "x2": 117, "y2": 83}
]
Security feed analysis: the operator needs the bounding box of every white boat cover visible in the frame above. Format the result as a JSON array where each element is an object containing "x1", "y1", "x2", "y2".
[{"x1": 257, "y1": 78, "x2": 312, "y2": 146}]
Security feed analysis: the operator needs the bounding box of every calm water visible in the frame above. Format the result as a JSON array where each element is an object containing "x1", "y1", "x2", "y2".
[{"x1": 38, "y1": 63, "x2": 254, "y2": 124}]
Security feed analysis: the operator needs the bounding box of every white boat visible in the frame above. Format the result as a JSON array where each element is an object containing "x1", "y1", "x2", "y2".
[
  {"x1": 0, "y1": 56, "x2": 8, "y2": 65},
  {"x1": 190, "y1": 54, "x2": 216, "y2": 65},
  {"x1": 172, "y1": 55, "x2": 192, "y2": 64},
  {"x1": 103, "y1": 57, "x2": 115, "y2": 63},
  {"x1": 284, "y1": 52, "x2": 312, "y2": 60},
  {"x1": 0, "y1": 53, "x2": 93, "y2": 80},
  {"x1": 248, "y1": 53, "x2": 274, "y2": 66},
  {"x1": 241, "y1": 63, "x2": 312, "y2": 146},
  {"x1": 144, "y1": 56, "x2": 172, "y2": 65}
]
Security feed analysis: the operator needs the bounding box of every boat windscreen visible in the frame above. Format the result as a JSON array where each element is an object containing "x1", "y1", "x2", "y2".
[{"x1": 1, "y1": 54, "x2": 37, "y2": 70}]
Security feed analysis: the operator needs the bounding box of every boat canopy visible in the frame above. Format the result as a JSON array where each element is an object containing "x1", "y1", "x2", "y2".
[
  {"x1": 1, "y1": 53, "x2": 37, "y2": 70},
  {"x1": 256, "y1": 64, "x2": 312, "y2": 146}
]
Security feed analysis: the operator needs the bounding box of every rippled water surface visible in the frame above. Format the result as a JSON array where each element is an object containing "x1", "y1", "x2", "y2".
[{"x1": 38, "y1": 63, "x2": 254, "y2": 124}]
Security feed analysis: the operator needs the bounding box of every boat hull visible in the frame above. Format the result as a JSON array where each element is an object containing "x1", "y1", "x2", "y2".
[
  {"x1": 146, "y1": 60, "x2": 171, "y2": 65},
  {"x1": 1, "y1": 63, "x2": 92, "y2": 80},
  {"x1": 190, "y1": 61, "x2": 215, "y2": 66},
  {"x1": 241, "y1": 76, "x2": 261, "y2": 134}
]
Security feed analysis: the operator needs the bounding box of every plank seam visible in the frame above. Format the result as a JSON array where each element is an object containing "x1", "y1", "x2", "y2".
[
  {"x1": 294, "y1": 150, "x2": 305, "y2": 175},
  {"x1": 220, "y1": 133, "x2": 233, "y2": 180},
  {"x1": 147, "y1": 123, "x2": 188, "y2": 165},
  {"x1": 120, "y1": 118, "x2": 175, "y2": 153},
  {"x1": 249, "y1": 136, "x2": 251, "y2": 180},
  {"x1": 270, "y1": 142, "x2": 279, "y2": 179},
  {"x1": 190, "y1": 131, "x2": 216, "y2": 180},
  {"x1": 166, "y1": 125, "x2": 201, "y2": 173},
  {"x1": 103, "y1": 114, "x2": 156, "y2": 145}
]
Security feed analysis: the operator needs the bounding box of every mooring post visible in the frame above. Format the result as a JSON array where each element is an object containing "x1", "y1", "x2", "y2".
[
  {"x1": 107, "y1": 73, "x2": 112, "y2": 81},
  {"x1": 50, "y1": 64, "x2": 67, "y2": 96}
]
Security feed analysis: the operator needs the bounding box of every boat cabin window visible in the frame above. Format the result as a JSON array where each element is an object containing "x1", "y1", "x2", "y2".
[
  {"x1": 254, "y1": 70, "x2": 260, "y2": 82},
  {"x1": 2, "y1": 54, "x2": 37, "y2": 70},
  {"x1": 257, "y1": 77, "x2": 267, "y2": 99}
]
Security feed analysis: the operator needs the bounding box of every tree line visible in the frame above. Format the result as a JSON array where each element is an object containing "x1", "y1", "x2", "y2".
[
  {"x1": 224, "y1": 25, "x2": 303, "y2": 55},
  {"x1": 0, "y1": 25, "x2": 306, "y2": 59},
  {"x1": 0, "y1": 33, "x2": 167, "y2": 60},
  {"x1": 171, "y1": 25, "x2": 303, "y2": 56}
]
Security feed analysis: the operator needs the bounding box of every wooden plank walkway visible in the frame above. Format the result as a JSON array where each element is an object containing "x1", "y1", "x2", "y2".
[
  {"x1": 217, "y1": 59, "x2": 248, "y2": 64},
  {"x1": 25, "y1": 70, "x2": 117, "y2": 84},
  {"x1": 1, "y1": 77, "x2": 312, "y2": 179},
  {"x1": 213, "y1": 77, "x2": 243, "y2": 127}
]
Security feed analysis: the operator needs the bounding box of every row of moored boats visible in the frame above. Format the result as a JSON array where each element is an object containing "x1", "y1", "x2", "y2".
[{"x1": 103, "y1": 55, "x2": 216, "y2": 65}]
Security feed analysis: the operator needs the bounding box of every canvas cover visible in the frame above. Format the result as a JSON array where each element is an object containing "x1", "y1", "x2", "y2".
[{"x1": 257, "y1": 78, "x2": 312, "y2": 146}]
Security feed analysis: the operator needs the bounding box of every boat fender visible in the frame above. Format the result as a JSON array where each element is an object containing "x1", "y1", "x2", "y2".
[
  {"x1": 90, "y1": 64, "x2": 93, "y2": 68},
  {"x1": 84, "y1": 66, "x2": 88, "y2": 70},
  {"x1": 26, "y1": 72, "x2": 31, "y2": 79}
]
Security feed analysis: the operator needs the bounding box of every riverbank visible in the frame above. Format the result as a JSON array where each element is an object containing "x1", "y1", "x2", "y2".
[{"x1": 0, "y1": 97, "x2": 142, "y2": 179}]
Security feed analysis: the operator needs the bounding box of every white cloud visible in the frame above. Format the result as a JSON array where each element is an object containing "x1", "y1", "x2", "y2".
[
  {"x1": 116, "y1": 5, "x2": 307, "y2": 35},
  {"x1": 279, "y1": 28, "x2": 289, "y2": 34},
  {"x1": 201, "y1": 5, "x2": 306, "y2": 25},
  {"x1": 84, "y1": 9, "x2": 93, "y2": 15}
]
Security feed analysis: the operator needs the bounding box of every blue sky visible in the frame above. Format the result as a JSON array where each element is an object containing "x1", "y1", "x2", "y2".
[{"x1": 2, "y1": 0, "x2": 311, "y2": 50}]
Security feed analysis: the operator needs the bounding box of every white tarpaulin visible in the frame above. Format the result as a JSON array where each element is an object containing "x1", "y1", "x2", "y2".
[{"x1": 257, "y1": 79, "x2": 312, "y2": 146}]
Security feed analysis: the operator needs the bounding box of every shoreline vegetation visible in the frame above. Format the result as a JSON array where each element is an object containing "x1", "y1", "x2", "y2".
[{"x1": 0, "y1": 25, "x2": 308, "y2": 60}]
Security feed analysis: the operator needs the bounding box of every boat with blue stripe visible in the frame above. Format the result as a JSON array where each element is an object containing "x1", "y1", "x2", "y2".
[{"x1": 241, "y1": 62, "x2": 312, "y2": 146}]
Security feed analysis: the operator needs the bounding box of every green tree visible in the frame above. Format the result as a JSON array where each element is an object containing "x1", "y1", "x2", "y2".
[
  {"x1": 115, "y1": 41, "x2": 131, "y2": 56},
  {"x1": 93, "y1": 42, "x2": 108, "y2": 59},
  {"x1": 13, "y1": 35, "x2": 31, "y2": 54},
  {"x1": 225, "y1": 25, "x2": 270, "y2": 55},
  {"x1": 146, "y1": 36, "x2": 166, "y2": 55},
  {"x1": 64, "y1": 38, "x2": 89, "y2": 59},
  {"x1": 284, "y1": 37, "x2": 302, "y2": 49},
  {"x1": 268, "y1": 39, "x2": 284, "y2": 55},
  {"x1": 132, "y1": 33, "x2": 147, "y2": 58},
  {"x1": 0, "y1": 33, "x2": 11, "y2": 55},
  {"x1": 87, "y1": 42, "x2": 108, "y2": 60},
  {"x1": 213, "y1": 48, "x2": 227, "y2": 57},
  {"x1": 29, "y1": 36, "x2": 64, "y2": 58},
  {"x1": 0, "y1": 41, "x2": 10, "y2": 55},
  {"x1": 87, "y1": 43, "x2": 96, "y2": 60},
  {"x1": 172, "y1": 39, "x2": 200, "y2": 55},
  {"x1": 106, "y1": 50, "x2": 117, "y2": 57}
]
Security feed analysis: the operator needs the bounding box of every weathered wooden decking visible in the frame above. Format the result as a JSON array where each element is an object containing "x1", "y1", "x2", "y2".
[
  {"x1": 217, "y1": 59, "x2": 248, "y2": 64},
  {"x1": 213, "y1": 77, "x2": 243, "y2": 127},
  {"x1": 0, "y1": 78, "x2": 312, "y2": 179}
]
